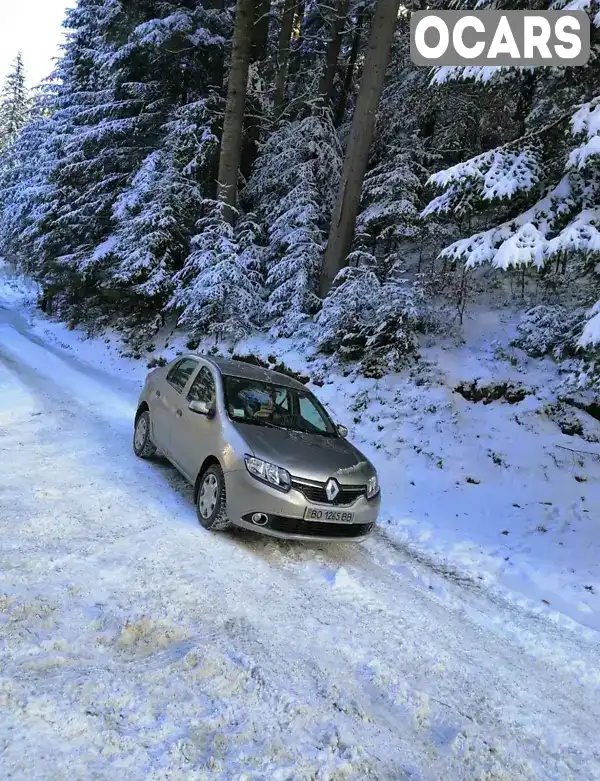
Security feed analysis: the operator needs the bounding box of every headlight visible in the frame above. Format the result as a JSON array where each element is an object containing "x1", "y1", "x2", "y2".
[
  {"x1": 366, "y1": 475, "x2": 379, "y2": 499},
  {"x1": 245, "y1": 456, "x2": 291, "y2": 491}
]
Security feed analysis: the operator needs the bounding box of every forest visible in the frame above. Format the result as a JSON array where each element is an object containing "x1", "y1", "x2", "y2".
[{"x1": 1, "y1": 0, "x2": 600, "y2": 384}]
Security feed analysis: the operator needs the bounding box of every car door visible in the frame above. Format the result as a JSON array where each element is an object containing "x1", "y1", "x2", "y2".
[
  {"x1": 152, "y1": 358, "x2": 199, "y2": 455},
  {"x1": 170, "y1": 365, "x2": 218, "y2": 481}
]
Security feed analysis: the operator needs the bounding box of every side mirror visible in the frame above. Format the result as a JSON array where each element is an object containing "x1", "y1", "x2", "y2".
[
  {"x1": 189, "y1": 400, "x2": 211, "y2": 415},
  {"x1": 337, "y1": 424, "x2": 348, "y2": 438}
]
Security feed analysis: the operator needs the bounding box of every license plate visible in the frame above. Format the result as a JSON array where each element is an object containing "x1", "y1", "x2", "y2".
[{"x1": 304, "y1": 507, "x2": 355, "y2": 523}]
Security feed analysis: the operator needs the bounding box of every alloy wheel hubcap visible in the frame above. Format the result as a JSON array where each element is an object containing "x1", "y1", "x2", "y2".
[
  {"x1": 135, "y1": 416, "x2": 147, "y2": 449},
  {"x1": 199, "y1": 473, "x2": 219, "y2": 519}
]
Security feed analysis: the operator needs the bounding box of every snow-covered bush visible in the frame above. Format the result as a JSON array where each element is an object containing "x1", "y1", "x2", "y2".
[
  {"x1": 316, "y1": 250, "x2": 381, "y2": 357},
  {"x1": 514, "y1": 305, "x2": 588, "y2": 360},
  {"x1": 316, "y1": 250, "x2": 422, "y2": 377}
]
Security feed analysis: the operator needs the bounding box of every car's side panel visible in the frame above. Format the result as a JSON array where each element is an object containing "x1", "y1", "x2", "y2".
[
  {"x1": 152, "y1": 381, "x2": 179, "y2": 456},
  {"x1": 139, "y1": 368, "x2": 167, "y2": 450},
  {"x1": 171, "y1": 363, "x2": 220, "y2": 481},
  {"x1": 151, "y1": 360, "x2": 198, "y2": 470}
]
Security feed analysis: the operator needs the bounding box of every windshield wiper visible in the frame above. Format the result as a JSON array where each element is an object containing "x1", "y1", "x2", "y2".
[
  {"x1": 258, "y1": 420, "x2": 288, "y2": 430},
  {"x1": 234, "y1": 417, "x2": 336, "y2": 436},
  {"x1": 234, "y1": 417, "x2": 286, "y2": 430}
]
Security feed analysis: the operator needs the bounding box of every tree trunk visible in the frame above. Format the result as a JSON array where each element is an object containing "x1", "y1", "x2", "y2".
[
  {"x1": 319, "y1": 0, "x2": 400, "y2": 297},
  {"x1": 288, "y1": 0, "x2": 305, "y2": 75},
  {"x1": 208, "y1": 0, "x2": 226, "y2": 88},
  {"x1": 252, "y1": 0, "x2": 271, "y2": 62},
  {"x1": 318, "y1": 0, "x2": 349, "y2": 107},
  {"x1": 335, "y1": 11, "x2": 363, "y2": 126},
  {"x1": 241, "y1": 0, "x2": 272, "y2": 180},
  {"x1": 216, "y1": 0, "x2": 255, "y2": 222},
  {"x1": 274, "y1": 0, "x2": 297, "y2": 114}
]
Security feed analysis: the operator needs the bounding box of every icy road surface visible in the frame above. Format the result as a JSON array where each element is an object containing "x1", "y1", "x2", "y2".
[{"x1": 1, "y1": 306, "x2": 600, "y2": 780}]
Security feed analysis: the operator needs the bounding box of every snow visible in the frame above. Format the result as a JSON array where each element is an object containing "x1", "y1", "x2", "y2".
[
  {"x1": 569, "y1": 100, "x2": 600, "y2": 168},
  {"x1": 2, "y1": 263, "x2": 600, "y2": 777},
  {"x1": 308, "y1": 327, "x2": 600, "y2": 634},
  {"x1": 578, "y1": 300, "x2": 600, "y2": 348},
  {"x1": 556, "y1": 0, "x2": 600, "y2": 27},
  {"x1": 0, "y1": 258, "x2": 39, "y2": 306},
  {"x1": 427, "y1": 150, "x2": 540, "y2": 202}
]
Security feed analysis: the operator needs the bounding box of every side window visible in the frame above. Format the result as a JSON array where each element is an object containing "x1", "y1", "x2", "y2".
[
  {"x1": 166, "y1": 358, "x2": 198, "y2": 394},
  {"x1": 187, "y1": 367, "x2": 216, "y2": 405},
  {"x1": 299, "y1": 395, "x2": 327, "y2": 432},
  {"x1": 275, "y1": 389, "x2": 289, "y2": 410}
]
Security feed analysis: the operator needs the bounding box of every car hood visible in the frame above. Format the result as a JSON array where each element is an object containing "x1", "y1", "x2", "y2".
[{"x1": 234, "y1": 422, "x2": 374, "y2": 484}]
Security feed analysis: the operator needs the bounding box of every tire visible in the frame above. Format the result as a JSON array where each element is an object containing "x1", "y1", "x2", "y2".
[
  {"x1": 196, "y1": 464, "x2": 231, "y2": 531},
  {"x1": 133, "y1": 410, "x2": 157, "y2": 458}
]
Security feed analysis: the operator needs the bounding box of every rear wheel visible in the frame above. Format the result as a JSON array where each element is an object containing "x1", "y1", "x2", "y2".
[
  {"x1": 133, "y1": 410, "x2": 156, "y2": 458},
  {"x1": 196, "y1": 464, "x2": 231, "y2": 531}
]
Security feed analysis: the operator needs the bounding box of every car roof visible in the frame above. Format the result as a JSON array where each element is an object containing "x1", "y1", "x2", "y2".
[{"x1": 190, "y1": 355, "x2": 307, "y2": 389}]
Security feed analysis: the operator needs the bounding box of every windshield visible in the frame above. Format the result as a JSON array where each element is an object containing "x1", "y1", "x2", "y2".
[{"x1": 223, "y1": 375, "x2": 338, "y2": 437}]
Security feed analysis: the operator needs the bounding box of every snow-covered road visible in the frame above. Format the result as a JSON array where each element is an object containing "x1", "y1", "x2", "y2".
[{"x1": 1, "y1": 305, "x2": 600, "y2": 780}]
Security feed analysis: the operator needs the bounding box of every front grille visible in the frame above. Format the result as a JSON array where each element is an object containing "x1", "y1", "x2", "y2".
[
  {"x1": 291, "y1": 480, "x2": 365, "y2": 506},
  {"x1": 268, "y1": 516, "x2": 373, "y2": 538}
]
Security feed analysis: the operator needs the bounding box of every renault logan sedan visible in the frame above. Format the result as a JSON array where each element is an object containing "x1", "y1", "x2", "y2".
[{"x1": 133, "y1": 355, "x2": 380, "y2": 541}]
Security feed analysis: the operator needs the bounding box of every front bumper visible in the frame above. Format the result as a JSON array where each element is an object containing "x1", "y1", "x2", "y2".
[{"x1": 224, "y1": 468, "x2": 380, "y2": 542}]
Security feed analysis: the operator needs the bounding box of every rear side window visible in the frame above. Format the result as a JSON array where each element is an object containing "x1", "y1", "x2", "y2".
[
  {"x1": 166, "y1": 358, "x2": 198, "y2": 394},
  {"x1": 187, "y1": 367, "x2": 216, "y2": 405}
]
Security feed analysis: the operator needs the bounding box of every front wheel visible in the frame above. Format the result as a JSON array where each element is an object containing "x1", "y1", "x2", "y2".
[
  {"x1": 196, "y1": 465, "x2": 231, "y2": 531},
  {"x1": 133, "y1": 410, "x2": 157, "y2": 458}
]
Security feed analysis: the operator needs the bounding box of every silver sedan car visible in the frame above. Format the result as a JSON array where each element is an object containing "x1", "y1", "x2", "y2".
[{"x1": 133, "y1": 355, "x2": 381, "y2": 541}]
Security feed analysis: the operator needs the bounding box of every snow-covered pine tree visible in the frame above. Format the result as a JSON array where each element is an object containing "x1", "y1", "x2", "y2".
[
  {"x1": 315, "y1": 245, "x2": 422, "y2": 376},
  {"x1": 244, "y1": 105, "x2": 342, "y2": 334},
  {"x1": 1, "y1": 0, "x2": 229, "y2": 325},
  {"x1": 0, "y1": 52, "x2": 30, "y2": 150},
  {"x1": 111, "y1": 149, "x2": 188, "y2": 317},
  {"x1": 102, "y1": 1, "x2": 227, "y2": 326},
  {"x1": 423, "y1": 1, "x2": 600, "y2": 349},
  {"x1": 357, "y1": 140, "x2": 427, "y2": 257},
  {"x1": 0, "y1": 84, "x2": 56, "y2": 275},
  {"x1": 33, "y1": 0, "x2": 128, "y2": 306},
  {"x1": 169, "y1": 199, "x2": 264, "y2": 343},
  {"x1": 110, "y1": 96, "x2": 221, "y2": 318},
  {"x1": 315, "y1": 247, "x2": 381, "y2": 357}
]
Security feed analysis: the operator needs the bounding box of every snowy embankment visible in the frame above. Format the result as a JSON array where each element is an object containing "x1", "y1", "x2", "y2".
[{"x1": 2, "y1": 258, "x2": 598, "y2": 633}]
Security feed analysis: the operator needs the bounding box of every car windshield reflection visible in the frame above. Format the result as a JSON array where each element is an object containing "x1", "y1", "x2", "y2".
[{"x1": 223, "y1": 375, "x2": 338, "y2": 438}]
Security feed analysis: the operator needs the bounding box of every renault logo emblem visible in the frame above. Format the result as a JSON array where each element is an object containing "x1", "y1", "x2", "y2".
[{"x1": 325, "y1": 478, "x2": 340, "y2": 502}]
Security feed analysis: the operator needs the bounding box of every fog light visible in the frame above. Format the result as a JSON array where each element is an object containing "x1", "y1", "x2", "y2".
[{"x1": 251, "y1": 512, "x2": 269, "y2": 526}]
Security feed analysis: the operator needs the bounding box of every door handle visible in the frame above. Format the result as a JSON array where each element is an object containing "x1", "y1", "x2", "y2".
[
  {"x1": 156, "y1": 390, "x2": 161, "y2": 397},
  {"x1": 176, "y1": 409, "x2": 183, "y2": 417}
]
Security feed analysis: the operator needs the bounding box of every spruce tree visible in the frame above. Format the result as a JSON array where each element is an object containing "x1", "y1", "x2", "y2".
[
  {"x1": 244, "y1": 105, "x2": 342, "y2": 333},
  {"x1": 0, "y1": 53, "x2": 30, "y2": 150},
  {"x1": 0, "y1": 85, "x2": 56, "y2": 275},
  {"x1": 169, "y1": 199, "x2": 264, "y2": 343}
]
